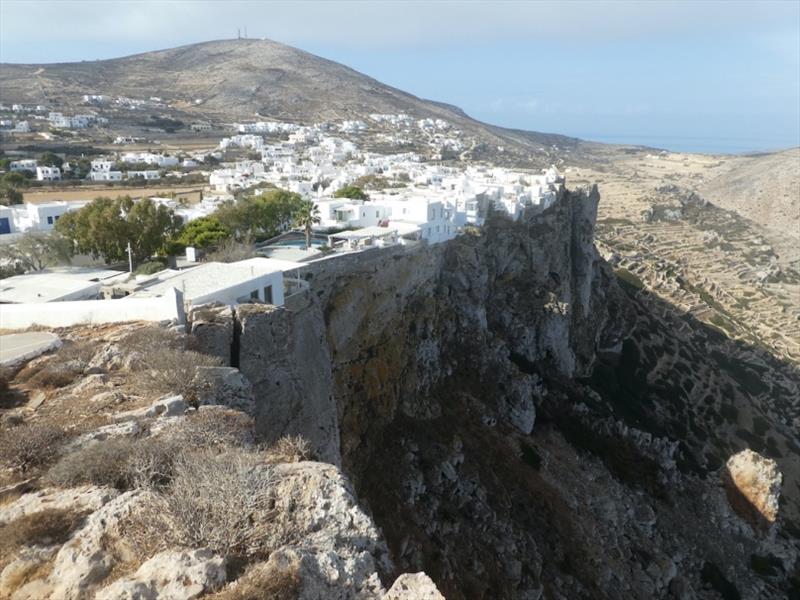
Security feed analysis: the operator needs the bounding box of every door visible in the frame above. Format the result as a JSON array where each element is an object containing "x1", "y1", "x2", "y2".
[{"x1": 0, "y1": 218, "x2": 10, "y2": 234}]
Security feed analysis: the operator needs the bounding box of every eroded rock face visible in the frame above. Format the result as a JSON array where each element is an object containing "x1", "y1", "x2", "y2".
[
  {"x1": 187, "y1": 303, "x2": 234, "y2": 365},
  {"x1": 192, "y1": 366, "x2": 255, "y2": 413},
  {"x1": 237, "y1": 304, "x2": 340, "y2": 463},
  {"x1": 270, "y1": 461, "x2": 391, "y2": 598},
  {"x1": 724, "y1": 449, "x2": 783, "y2": 528},
  {"x1": 384, "y1": 573, "x2": 446, "y2": 600}
]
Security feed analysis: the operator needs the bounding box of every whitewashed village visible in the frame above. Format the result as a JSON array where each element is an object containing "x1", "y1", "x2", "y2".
[{"x1": 0, "y1": 109, "x2": 564, "y2": 332}]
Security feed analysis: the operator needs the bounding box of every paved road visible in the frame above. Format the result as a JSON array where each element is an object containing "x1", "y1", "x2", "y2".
[{"x1": 0, "y1": 332, "x2": 61, "y2": 366}]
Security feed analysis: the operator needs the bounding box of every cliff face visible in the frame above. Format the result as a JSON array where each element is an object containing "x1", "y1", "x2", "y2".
[{"x1": 226, "y1": 186, "x2": 799, "y2": 598}]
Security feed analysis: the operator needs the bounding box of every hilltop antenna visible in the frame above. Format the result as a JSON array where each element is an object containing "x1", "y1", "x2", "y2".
[{"x1": 237, "y1": 28, "x2": 241, "y2": 40}]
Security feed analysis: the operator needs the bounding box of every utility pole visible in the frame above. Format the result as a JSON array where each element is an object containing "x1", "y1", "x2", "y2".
[{"x1": 126, "y1": 241, "x2": 133, "y2": 273}]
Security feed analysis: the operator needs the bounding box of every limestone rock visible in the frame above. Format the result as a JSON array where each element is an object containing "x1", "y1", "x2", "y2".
[
  {"x1": 237, "y1": 304, "x2": 340, "y2": 462},
  {"x1": 47, "y1": 490, "x2": 147, "y2": 599},
  {"x1": 269, "y1": 461, "x2": 392, "y2": 598},
  {"x1": 67, "y1": 421, "x2": 141, "y2": 451},
  {"x1": 95, "y1": 549, "x2": 226, "y2": 600},
  {"x1": 384, "y1": 573, "x2": 445, "y2": 599},
  {"x1": 724, "y1": 449, "x2": 782, "y2": 527},
  {"x1": 0, "y1": 485, "x2": 118, "y2": 525},
  {"x1": 192, "y1": 366, "x2": 255, "y2": 413},
  {"x1": 0, "y1": 546, "x2": 58, "y2": 599},
  {"x1": 87, "y1": 344, "x2": 125, "y2": 373},
  {"x1": 187, "y1": 303, "x2": 233, "y2": 365},
  {"x1": 114, "y1": 395, "x2": 188, "y2": 421}
]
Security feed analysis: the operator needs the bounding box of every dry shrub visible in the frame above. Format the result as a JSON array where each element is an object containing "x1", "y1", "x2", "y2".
[
  {"x1": 137, "y1": 450, "x2": 280, "y2": 558},
  {"x1": 0, "y1": 423, "x2": 68, "y2": 473},
  {"x1": 208, "y1": 557, "x2": 302, "y2": 600},
  {"x1": 45, "y1": 437, "x2": 135, "y2": 489},
  {"x1": 15, "y1": 340, "x2": 96, "y2": 389},
  {"x1": 45, "y1": 436, "x2": 179, "y2": 490},
  {"x1": 0, "y1": 367, "x2": 19, "y2": 409},
  {"x1": 139, "y1": 348, "x2": 223, "y2": 401},
  {"x1": 171, "y1": 407, "x2": 255, "y2": 449},
  {"x1": 120, "y1": 326, "x2": 184, "y2": 354},
  {"x1": 0, "y1": 508, "x2": 86, "y2": 560},
  {"x1": 265, "y1": 435, "x2": 314, "y2": 464}
]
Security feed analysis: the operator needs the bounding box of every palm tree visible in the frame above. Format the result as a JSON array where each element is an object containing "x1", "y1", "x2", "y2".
[{"x1": 294, "y1": 200, "x2": 321, "y2": 250}]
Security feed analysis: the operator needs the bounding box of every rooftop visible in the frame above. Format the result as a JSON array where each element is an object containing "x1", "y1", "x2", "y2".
[
  {"x1": 130, "y1": 257, "x2": 302, "y2": 300},
  {"x1": 0, "y1": 273, "x2": 101, "y2": 303}
]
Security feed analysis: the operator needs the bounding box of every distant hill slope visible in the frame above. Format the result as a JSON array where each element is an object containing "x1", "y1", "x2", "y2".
[
  {"x1": 0, "y1": 38, "x2": 577, "y2": 159},
  {"x1": 698, "y1": 148, "x2": 800, "y2": 267}
]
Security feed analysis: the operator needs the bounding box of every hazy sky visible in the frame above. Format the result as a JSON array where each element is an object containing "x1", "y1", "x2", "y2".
[{"x1": 1, "y1": 0, "x2": 798, "y2": 153}]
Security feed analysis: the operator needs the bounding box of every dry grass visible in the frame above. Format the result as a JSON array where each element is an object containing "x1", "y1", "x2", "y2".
[
  {"x1": 265, "y1": 435, "x2": 314, "y2": 464},
  {"x1": 0, "y1": 423, "x2": 68, "y2": 473},
  {"x1": 207, "y1": 557, "x2": 302, "y2": 600},
  {"x1": 0, "y1": 508, "x2": 86, "y2": 562}
]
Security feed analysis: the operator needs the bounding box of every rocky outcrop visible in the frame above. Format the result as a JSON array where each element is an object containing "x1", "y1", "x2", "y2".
[
  {"x1": 94, "y1": 549, "x2": 226, "y2": 600},
  {"x1": 724, "y1": 449, "x2": 783, "y2": 529},
  {"x1": 237, "y1": 303, "x2": 340, "y2": 463},
  {"x1": 269, "y1": 461, "x2": 391, "y2": 598},
  {"x1": 45, "y1": 490, "x2": 148, "y2": 599},
  {"x1": 187, "y1": 303, "x2": 234, "y2": 364},
  {"x1": 384, "y1": 573, "x2": 445, "y2": 599}
]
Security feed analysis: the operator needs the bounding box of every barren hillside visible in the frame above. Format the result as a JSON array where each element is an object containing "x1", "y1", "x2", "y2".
[
  {"x1": 698, "y1": 148, "x2": 800, "y2": 266},
  {"x1": 0, "y1": 38, "x2": 578, "y2": 160}
]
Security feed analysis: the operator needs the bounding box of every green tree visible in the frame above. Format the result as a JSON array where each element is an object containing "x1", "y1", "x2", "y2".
[
  {"x1": 213, "y1": 189, "x2": 304, "y2": 241},
  {"x1": 0, "y1": 185, "x2": 23, "y2": 205},
  {"x1": 333, "y1": 185, "x2": 368, "y2": 200},
  {"x1": 175, "y1": 216, "x2": 230, "y2": 248},
  {"x1": 38, "y1": 152, "x2": 64, "y2": 169},
  {"x1": 2, "y1": 172, "x2": 28, "y2": 187},
  {"x1": 293, "y1": 200, "x2": 321, "y2": 250},
  {"x1": 0, "y1": 231, "x2": 73, "y2": 272},
  {"x1": 56, "y1": 196, "x2": 181, "y2": 265}
]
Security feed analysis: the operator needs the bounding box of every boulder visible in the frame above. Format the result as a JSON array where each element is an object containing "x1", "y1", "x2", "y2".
[
  {"x1": 95, "y1": 549, "x2": 226, "y2": 600},
  {"x1": 192, "y1": 366, "x2": 255, "y2": 414},
  {"x1": 114, "y1": 395, "x2": 188, "y2": 421},
  {"x1": 384, "y1": 573, "x2": 445, "y2": 600},
  {"x1": 723, "y1": 449, "x2": 782, "y2": 528}
]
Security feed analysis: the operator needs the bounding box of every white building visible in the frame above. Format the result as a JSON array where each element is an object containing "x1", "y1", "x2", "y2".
[
  {"x1": 9, "y1": 159, "x2": 37, "y2": 173},
  {"x1": 36, "y1": 166, "x2": 61, "y2": 181},
  {"x1": 128, "y1": 257, "x2": 301, "y2": 308}
]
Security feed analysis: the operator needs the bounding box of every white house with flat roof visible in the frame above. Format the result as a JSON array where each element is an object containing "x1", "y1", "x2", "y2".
[
  {"x1": 36, "y1": 166, "x2": 61, "y2": 181},
  {"x1": 128, "y1": 257, "x2": 302, "y2": 308},
  {"x1": 0, "y1": 201, "x2": 87, "y2": 236}
]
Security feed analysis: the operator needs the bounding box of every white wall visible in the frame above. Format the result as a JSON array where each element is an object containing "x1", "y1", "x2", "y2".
[
  {"x1": 191, "y1": 272, "x2": 284, "y2": 307},
  {"x1": 0, "y1": 288, "x2": 184, "y2": 330}
]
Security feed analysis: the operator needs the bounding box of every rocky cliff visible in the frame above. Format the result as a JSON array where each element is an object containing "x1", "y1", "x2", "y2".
[{"x1": 222, "y1": 185, "x2": 798, "y2": 598}]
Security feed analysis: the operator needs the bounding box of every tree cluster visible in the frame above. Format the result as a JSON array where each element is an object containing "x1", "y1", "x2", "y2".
[{"x1": 55, "y1": 196, "x2": 181, "y2": 265}]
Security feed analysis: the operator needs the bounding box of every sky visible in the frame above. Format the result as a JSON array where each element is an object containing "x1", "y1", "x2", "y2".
[{"x1": 1, "y1": 0, "x2": 799, "y2": 154}]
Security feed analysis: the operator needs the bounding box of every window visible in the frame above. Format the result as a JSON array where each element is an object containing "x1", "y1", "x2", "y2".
[
  {"x1": 46, "y1": 216, "x2": 53, "y2": 225},
  {"x1": 436, "y1": 225, "x2": 440, "y2": 233},
  {"x1": 263, "y1": 285, "x2": 273, "y2": 304},
  {"x1": 376, "y1": 211, "x2": 379, "y2": 218},
  {"x1": 250, "y1": 290, "x2": 259, "y2": 300}
]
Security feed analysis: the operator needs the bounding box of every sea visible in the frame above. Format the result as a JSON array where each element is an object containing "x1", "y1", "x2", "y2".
[{"x1": 571, "y1": 134, "x2": 799, "y2": 156}]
